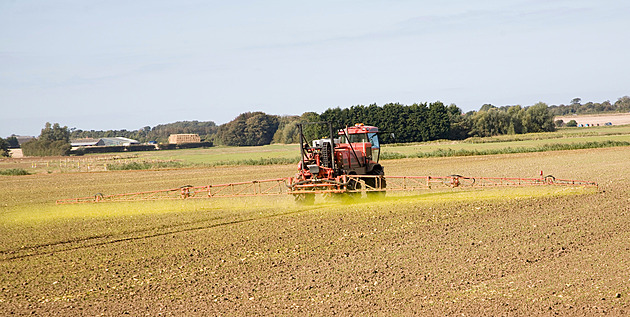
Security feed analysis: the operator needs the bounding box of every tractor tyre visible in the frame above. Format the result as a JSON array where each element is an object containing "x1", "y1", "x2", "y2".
[
  {"x1": 367, "y1": 165, "x2": 386, "y2": 198},
  {"x1": 346, "y1": 178, "x2": 361, "y2": 199},
  {"x1": 367, "y1": 175, "x2": 386, "y2": 198},
  {"x1": 363, "y1": 177, "x2": 375, "y2": 189}
]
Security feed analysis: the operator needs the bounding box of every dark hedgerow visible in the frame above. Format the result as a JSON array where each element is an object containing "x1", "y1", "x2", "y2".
[
  {"x1": 0, "y1": 168, "x2": 31, "y2": 176},
  {"x1": 106, "y1": 161, "x2": 185, "y2": 171}
]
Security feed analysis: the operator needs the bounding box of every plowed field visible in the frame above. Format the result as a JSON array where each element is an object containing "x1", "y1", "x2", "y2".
[
  {"x1": 556, "y1": 113, "x2": 630, "y2": 126},
  {"x1": 1, "y1": 147, "x2": 629, "y2": 315}
]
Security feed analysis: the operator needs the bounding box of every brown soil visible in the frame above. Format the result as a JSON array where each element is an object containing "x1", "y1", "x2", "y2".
[
  {"x1": 556, "y1": 113, "x2": 630, "y2": 126},
  {"x1": 1, "y1": 148, "x2": 630, "y2": 315}
]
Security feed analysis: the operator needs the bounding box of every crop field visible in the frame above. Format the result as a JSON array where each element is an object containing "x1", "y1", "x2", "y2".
[
  {"x1": 2, "y1": 124, "x2": 629, "y2": 175},
  {"x1": 1, "y1": 141, "x2": 630, "y2": 314},
  {"x1": 555, "y1": 113, "x2": 630, "y2": 127},
  {"x1": 385, "y1": 134, "x2": 630, "y2": 157}
]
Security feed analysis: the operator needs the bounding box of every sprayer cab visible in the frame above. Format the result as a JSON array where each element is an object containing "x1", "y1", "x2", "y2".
[
  {"x1": 339, "y1": 123, "x2": 380, "y2": 159},
  {"x1": 296, "y1": 123, "x2": 383, "y2": 177},
  {"x1": 292, "y1": 122, "x2": 386, "y2": 201},
  {"x1": 332, "y1": 123, "x2": 382, "y2": 176}
]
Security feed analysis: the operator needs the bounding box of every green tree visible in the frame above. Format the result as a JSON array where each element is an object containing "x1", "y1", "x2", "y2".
[
  {"x1": 471, "y1": 108, "x2": 510, "y2": 136},
  {"x1": 317, "y1": 101, "x2": 467, "y2": 143},
  {"x1": 216, "y1": 112, "x2": 279, "y2": 146},
  {"x1": 426, "y1": 102, "x2": 450, "y2": 140},
  {"x1": 216, "y1": 114, "x2": 249, "y2": 146},
  {"x1": 404, "y1": 103, "x2": 427, "y2": 142},
  {"x1": 6, "y1": 136, "x2": 19, "y2": 148},
  {"x1": 523, "y1": 102, "x2": 555, "y2": 133},
  {"x1": 379, "y1": 103, "x2": 408, "y2": 143},
  {"x1": 244, "y1": 113, "x2": 280, "y2": 146},
  {"x1": 566, "y1": 119, "x2": 578, "y2": 127},
  {"x1": 273, "y1": 120, "x2": 300, "y2": 144},
  {"x1": 571, "y1": 97, "x2": 582, "y2": 106},
  {"x1": 506, "y1": 105, "x2": 525, "y2": 134},
  {"x1": 272, "y1": 116, "x2": 302, "y2": 144},
  {"x1": 0, "y1": 138, "x2": 9, "y2": 157},
  {"x1": 479, "y1": 104, "x2": 496, "y2": 112},
  {"x1": 615, "y1": 96, "x2": 630, "y2": 112},
  {"x1": 40, "y1": 122, "x2": 70, "y2": 142},
  {"x1": 446, "y1": 104, "x2": 470, "y2": 140},
  {"x1": 299, "y1": 112, "x2": 325, "y2": 142},
  {"x1": 21, "y1": 122, "x2": 71, "y2": 156}
]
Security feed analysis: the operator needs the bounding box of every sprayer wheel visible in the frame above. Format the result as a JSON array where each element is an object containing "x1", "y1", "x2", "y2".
[{"x1": 366, "y1": 175, "x2": 386, "y2": 198}]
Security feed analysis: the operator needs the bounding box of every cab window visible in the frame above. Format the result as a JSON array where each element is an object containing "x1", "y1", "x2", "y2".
[
  {"x1": 368, "y1": 133, "x2": 380, "y2": 149},
  {"x1": 345, "y1": 133, "x2": 368, "y2": 143}
]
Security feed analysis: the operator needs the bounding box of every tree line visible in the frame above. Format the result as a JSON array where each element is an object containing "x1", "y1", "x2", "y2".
[
  {"x1": 8, "y1": 95, "x2": 629, "y2": 156},
  {"x1": 60, "y1": 96, "x2": 630, "y2": 148},
  {"x1": 216, "y1": 101, "x2": 556, "y2": 145},
  {"x1": 548, "y1": 96, "x2": 630, "y2": 116},
  {"x1": 4, "y1": 102, "x2": 558, "y2": 155},
  {"x1": 70, "y1": 120, "x2": 218, "y2": 143}
]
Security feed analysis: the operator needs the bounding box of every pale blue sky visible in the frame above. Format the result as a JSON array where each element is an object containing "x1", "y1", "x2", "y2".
[{"x1": 1, "y1": 0, "x2": 629, "y2": 137}]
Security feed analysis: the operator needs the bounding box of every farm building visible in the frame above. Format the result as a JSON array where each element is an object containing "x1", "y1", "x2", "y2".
[
  {"x1": 101, "y1": 137, "x2": 139, "y2": 146},
  {"x1": 14, "y1": 135, "x2": 35, "y2": 146},
  {"x1": 71, "y1": 138, "x2": 105, "y2": 147},
  {"x1": 168, "y1": 134, "x2": 201, "y2": 144},
  {"x1": 71, "y1": 137, "x2": 139, "y2": 147}
]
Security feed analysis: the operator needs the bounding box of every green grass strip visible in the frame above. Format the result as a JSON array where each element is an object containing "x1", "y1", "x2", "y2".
[
  {"x1": 0, "y1": 168, "x2": 31, "y2": 176},
  {"x1": 106, "y1": 161, "x2": 185, "y2": 170},
  {"x1": 104, "y1": 141, "x2": 629, "y2": 167},
  {"x1": 205, "y1": 157, "x2": 300, "y2": 167},
  {"x1": 105, "y1": 157, "x2": 299, "y2": 170},
  {"x1": 383, "y1": 140, "x2": 630, "y2": 159}
]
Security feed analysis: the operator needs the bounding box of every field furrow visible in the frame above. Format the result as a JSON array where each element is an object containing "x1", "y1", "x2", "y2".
[{"x1": 1, "y1": 146, "x2": 629, "y2": 315}]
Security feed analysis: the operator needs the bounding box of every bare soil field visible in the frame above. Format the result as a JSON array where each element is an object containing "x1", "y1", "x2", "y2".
[
  {"x1": 556, "y1": 113, "x2": 630, "y2": 126},
  {"x1": 1, "y1": 147, "x2": 630, "y2": 315}
]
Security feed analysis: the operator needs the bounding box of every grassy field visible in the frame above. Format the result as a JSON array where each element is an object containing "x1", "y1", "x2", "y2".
[
  {"x1": 112, "y1": 124, "x2": 630, "y2": 164},
  {"x1": 383, "y1": 125, "x2": 630, "y2": 157},
  {"x1": 2, "y1": 125, "x2": 629, "y2": 174},
  {"x1": 1, "y1": 141, "x2": 630, "y2": 314},
  {"x1": 147, "y1": 144, "x2": 301, "y2": 165},
  {"x1": 383, "y1": 137, "x2": 630, "y2": 159}
]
